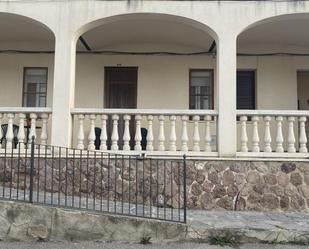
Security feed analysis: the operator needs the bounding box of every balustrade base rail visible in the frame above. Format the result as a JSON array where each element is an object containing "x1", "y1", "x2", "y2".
[{"x1": 0, "y1": 138, "x2": 187, "y2": 223}]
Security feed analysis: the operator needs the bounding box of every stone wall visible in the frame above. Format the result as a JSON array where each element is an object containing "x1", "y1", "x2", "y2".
[
  {"x1": 0, "y1": 157, "x2": 308, "y2": 212},
  {"x1": 186, "y1": 160, "x2": 309, "y2": 212}
]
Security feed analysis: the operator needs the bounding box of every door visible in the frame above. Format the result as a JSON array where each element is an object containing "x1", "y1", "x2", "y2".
[
  {"x1": 105, "y1": 67, "x2": 137, "y2": 149},
  {"x1": 297, "y1": 71, "x2": 309, "y2": 148}
]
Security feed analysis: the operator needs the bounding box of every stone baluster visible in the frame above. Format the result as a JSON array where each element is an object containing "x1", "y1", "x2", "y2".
[
  {"x1": 134, "y1": 115, "x2": 142, "y2": 151},
  {"x1": 192, "y1": 115, "x2": 200, "y2": 152},
  {"x1": 111, "y1": 114, "x2": 119, "y2": 151},
  {"x1": 88, "y1": 114, "x2": 96, "y2": 151},
  {"x1": 123, "y1": 115, "x2": 131, "y2": 151},
  {"x1": 251, "y1": 116, "x2": 260, "y2": 152},
  {"x1": 275, "y1": 116, "x2": 284, "y2": 153},
  {"x1": 263, "y1": 116, "x2": 272, "y2": 152},
  {"x1": 299, "y1": 116, "x2": 308, "y2": 153},
  {"x1": 157, "y1": 115, "x2": 165, "y2": 151},
  {"x1": 204, "y1": 115, "x2": 212, "y2": 152},
  {"x1": 181, "y1": 115, "x2": 189, "y2": 152},
  {"x1": 28, "y1": 113, "x2": 37, "y2": 146},
  {"x1": 146, "y1": 115, "x2": 154, "y2": 151},
  {"x1": 287, "y1": 116, "x2": 296, "y2": 153},
  {"x1": 6, "y1": 113, "x2": 15, "y2": 150},
  {"x1": 40, "y1": 113, "x2": 49, "y2": 145},
  {"x1": 0, "y1": 114, "x2": 3, "y2": 148},
  {"x1": 100, "y1": 115, "x2": 108, "y2": 151},
  {"x1": 169, "y1": 115, "x2": 177, "y2": 151},
  {"x1": 17, "y1": 113, "x2": 26, "y2": 150},
  {"x1": 76, "y1": 114, "x2": 85, "y2": 150},
  {"x1": 240, "y1": 116, "x2": 248, "y2": 152}
]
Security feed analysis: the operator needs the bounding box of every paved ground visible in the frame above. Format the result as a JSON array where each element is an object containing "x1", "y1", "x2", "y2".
[{"x1": 0, "y1": 242, "x2": 308, "y2": 249}]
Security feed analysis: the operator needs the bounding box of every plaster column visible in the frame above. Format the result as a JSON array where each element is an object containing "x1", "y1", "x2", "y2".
[
  {"x1": 216, "y1": 33, "x2": 237, "y2": 157},
  {"x1": 51, "y1": 32, "x2": 76, "y2": 147}
]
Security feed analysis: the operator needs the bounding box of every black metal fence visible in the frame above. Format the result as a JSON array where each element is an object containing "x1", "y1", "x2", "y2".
[{"x1": 0, "y1": 138, "x2": 186, "y2": 223}]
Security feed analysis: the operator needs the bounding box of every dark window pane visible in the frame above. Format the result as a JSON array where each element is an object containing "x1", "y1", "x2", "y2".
[{"x1": 237, "y1": 71, "x2": 255, "y2": 109}]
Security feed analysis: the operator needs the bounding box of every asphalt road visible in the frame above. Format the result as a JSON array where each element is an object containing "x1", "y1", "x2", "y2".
[{"x1": 0, "y1": 242, "x2": 307, "y2": 249}]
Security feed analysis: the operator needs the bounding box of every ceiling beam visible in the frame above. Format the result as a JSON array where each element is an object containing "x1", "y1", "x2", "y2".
[
  {"x1": 208, "y1": 40, "x2": 216, "y2": 53},
  {"x1": 79, "y1": 36, "x2": 92, "y2": 51}
]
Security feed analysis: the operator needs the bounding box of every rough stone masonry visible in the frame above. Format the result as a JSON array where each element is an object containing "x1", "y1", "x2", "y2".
[{"x1": 0, "y1": 157, "x2": 308, "y2": 212}]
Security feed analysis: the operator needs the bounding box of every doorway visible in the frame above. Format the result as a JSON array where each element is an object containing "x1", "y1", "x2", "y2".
[
  {"x1": 104, "y1": 67, "x2": 138, "y2": 149},
  {"x1": 297, "y1": 71, "x2": 309, "y2": 148}
]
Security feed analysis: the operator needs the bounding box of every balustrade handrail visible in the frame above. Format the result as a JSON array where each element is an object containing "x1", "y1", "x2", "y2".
[
  {"x1": 237, "y1": 109, "x2": 309, "y2": 117},
  {"x1": 0, "y1": 107, "x2": 52, "y2": 114},
  {"x1": 72, "y1": 108, "x2": 218, "y2": 116}
]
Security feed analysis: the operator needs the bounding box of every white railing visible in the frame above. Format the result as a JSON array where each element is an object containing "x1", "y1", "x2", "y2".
[
  {"x1": 0, "y1": 107, "x2": 52, "y2": 150},
  {"x1": 71, "y1": 108, "x2": 218, "y2": 156},
  {"x1": 237, "y1": 110, "x2": 309, "y2": 157}
]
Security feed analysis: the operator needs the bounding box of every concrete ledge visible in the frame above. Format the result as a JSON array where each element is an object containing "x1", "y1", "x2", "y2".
[
  {"x1": 1, "y1": 200, "x2": 309, "y2": 245},
  {"x1": 0, "y1": 201, "x2": 187, "y2": 242}
]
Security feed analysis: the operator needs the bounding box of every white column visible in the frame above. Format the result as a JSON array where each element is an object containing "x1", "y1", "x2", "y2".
[
  {"x1": 287, "y1": 116, "x2": 296, "y2": 153},
  {"x1": 88, "y1": 114, "x2": 96, "y2": 151},
  {"x1": 134, "y1": 115, "x2": 142, "y2": 151},
  {"x1": 17, "y1": 113, "x2": 26, "y2": 150},
  {"x1": 181, "y1": 115, "x2": 189, "y2": 152},
  {"x1": 192, "y1": 115, "x2": 200, "y2": 152},
  {"x1": 251, "y1": 116, "x2": 260, "y2": 152},
  {"x1": 299, "y1": 116, "x2": 308, "y2": 153},
  {"x1": 217, "y1": 34, "x2": 237, "y2": 156},
  {"x1": 263, "y1": 116, "x2": 272, "y2": 152},
  {"x1": 40, "y1": 113, "x2": 49, "y2": 145},
  {"x1": 146, "y1": 115, "x2": 154, "y2": 151},
  {"x1": 157, "y1": 115, "x2": 165, "y2": 151},
  {"x1": 204, "y1": 115, "x2": 212, "y2": 152},
  {"x1": 111, "y1": 114, "x2": 119, "y2": 151},
  {"x1": 6, "y1": 113, "x2": 14, "y2": 150},
  {"x1": 169, "y1": 115, "x2": 177, "y2": 151},
  {"x1": 100, "y1": 115, "x2": 108, "y2": 151},
  {"x1": 275, "y1": 116, "x2": 284, "y2": 153},
  {"x1": 240, "y1": 116, "x2": 248, "y2": 152},
  {"x1": 123, "y1": 114, "x2": 131, "y2": 151},
  {"x1": 51, "y1": 31, "x2": 76, "y2": 147},
  {"x1": 76, "y1": 114, "x2": 85, "y2": 150}
]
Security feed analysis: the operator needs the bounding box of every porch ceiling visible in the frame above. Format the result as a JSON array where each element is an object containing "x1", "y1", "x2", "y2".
[
  {"x1": 238, "y1": 17, "x2": 309, "y2": 53},
  {"x1": 0, "y1": 13, "x2": 55, "y2": 50},
  {"x1": 77, "y1": 18, "x2": 214, "y2": 53}
]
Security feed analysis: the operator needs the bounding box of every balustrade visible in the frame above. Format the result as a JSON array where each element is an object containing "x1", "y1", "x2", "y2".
[
  {"x1": 237, "y1": 110, "x2": 309, "y2": 155},
  {"x1": 0, "y1": 108, "x2": 52, "y2": 150},
  {"x1": 72, "y1": 108, "x2": 218, "y2": 155}
]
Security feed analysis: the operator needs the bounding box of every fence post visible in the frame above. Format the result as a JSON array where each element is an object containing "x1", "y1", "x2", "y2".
[
  {"x1": 183, "y1": 154, "x2": 187, "y2": 223},
  {"x1": 29, "y1": 136, "x2": 35, "y2": 203}
]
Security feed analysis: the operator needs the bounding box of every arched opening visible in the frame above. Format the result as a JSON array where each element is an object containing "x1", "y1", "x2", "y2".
[
  {"x1": 73, "y1": 13, "x2": 218, "y2": 152},
  {"x1": 0, "y1": 12, "x2": 55, "y2": 146},
  {"x1": 236, "y1": 13, "x2": 309, "y2": 153}
]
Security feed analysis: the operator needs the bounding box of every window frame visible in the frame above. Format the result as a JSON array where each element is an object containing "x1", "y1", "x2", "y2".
[
  {"x1": 236, "y1": 69, "x2": 257, "y2": 110},
  {"x1": 189, "y1": 69, "x2": 214, "y2": 110},
  {"x1": 22, "y1": 67, "x2": 48, "y2": 108}
]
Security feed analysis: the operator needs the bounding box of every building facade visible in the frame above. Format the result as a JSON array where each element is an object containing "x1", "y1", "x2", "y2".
[{"x1": 1, "y1": 0, "x2": 309, "y2": 159}]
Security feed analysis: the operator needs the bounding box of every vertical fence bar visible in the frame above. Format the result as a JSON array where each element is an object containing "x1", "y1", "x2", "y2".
[
  {"x1": 37, "y1": 144, "x2": 40, "y2": 202},
  {"x1": 17, "y1": 143, "x2": 21, "y2": 200},
  {"x1": 44, "y1": 145, "x2": 47, "y2": 204},
  {"x1": 29, "y1": 136, "x2": 35, "y2": 203},
  {"x1": 183, "y1": 155, "x2": 187, "y2": 223},
  {"x1": 51, "y1": 146, "x2": 54, "y2": 205},
  {"x1": 72, "y1": 149, "x2": 75, "y2": 208}
]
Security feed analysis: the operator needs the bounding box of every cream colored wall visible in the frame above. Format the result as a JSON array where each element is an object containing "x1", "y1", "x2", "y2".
[
  {"x1": 0, "y1": 53, "x2": 307, "y2": 111},
  {"x1": 75, "y1": 54, "x2": 216, "y2": 109},
  {"x1": 0, "y1": 54, "x2": 54, "y2": 107}
]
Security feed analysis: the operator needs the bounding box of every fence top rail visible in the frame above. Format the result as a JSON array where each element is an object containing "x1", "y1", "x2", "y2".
[
  {"x1": 71, "y1": 108, "x2": 218, "y2": 116},
  {"x1": 0, "y1": 107, "x2": 52, "y2": 114},
  {"x1": 237, "y1": 109, "x2": 309, "y2": 117}
]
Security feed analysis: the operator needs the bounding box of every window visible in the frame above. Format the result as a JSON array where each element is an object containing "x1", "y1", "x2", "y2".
[
  {"x1": 190, "y1": 70, "x2": 213, "y2": 109},
  {"x1": 23, "y1": 68, "x2": 47, "y2": 107},
  {"x1": 237, "y1": 70, "x2": 256, "y2": 109}
]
